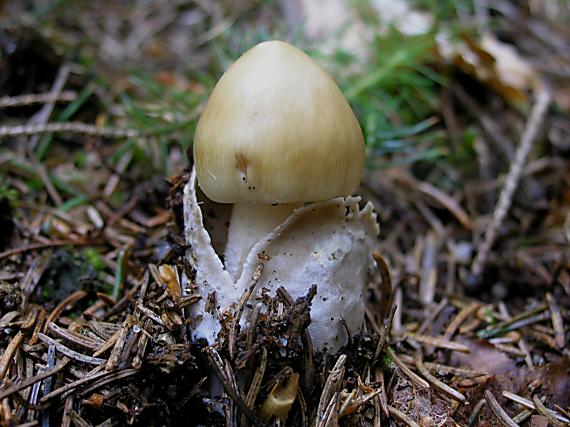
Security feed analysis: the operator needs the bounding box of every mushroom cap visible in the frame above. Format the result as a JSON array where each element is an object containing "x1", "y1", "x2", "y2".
[{"x1": 194, "y1": 40, "x2": 365, "y2": 204}]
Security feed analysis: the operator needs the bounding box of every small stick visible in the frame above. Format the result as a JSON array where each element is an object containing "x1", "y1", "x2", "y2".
[
  {"x1": 388, "y1": 405, "x2": 421, "y2": 427},
  {"x1": 0, "y1": 122, "x2": 141, "y2": 139},
  {"x1": 37, "y1": 333, "x2": 105, "y2": 365},
  {"x1": 40, "y1": 369, "x2": 109, "y2": 403},
  {"x1": 444, "y1": 302, "x2": 480, "y2": 340},
  {"x1": 105, "y1": 319, "x2": 129, "y2": 371},
  {"x1": 403, "y1": 333, "x2": 471, "y2": 353},
  {"x1": 29, "y1": 155, "x2": 63, "y2": 206},
  {"x1": 511, "y1": 408, "x2": 533, "y2": 425},
  {"x1": 386, "y1": 348, "x2": 429, "y2": 389},
  {"x1": 373, "y1": 251, "x2": 393, "y2": 323},
  {"x1": 417, "y1": 298, "x2": 448, "y2": 335},
  {"x1": 135, "y1": 303, "x2": 164, "y2": 325},
  {"x1": 533, "y1": 395, "x2": 565, "y2": 426},
  {"x1": 202, "y1": 347, "x2": 264, "y2": 427},
  {"x1": 240, "y1": 347, "x2": 267, "y2": 427},
  {"x1": 316, "y1": 354, "x2": 347, "y2": 421},
  {"x1": 545, "y1": 292, "x2": 565, "y2": 349},
  {"x1": 28, "y1": 65, "x2": 70, "y2": 150},
  {"x1": 414, "y1": 353, "x2": 466, "y2": 401},
  {"x1": 44, "y1": 290, "x2": 87, "y2": 332},
  {"x1": 484, "y1": 390, "x2": 519, "y2": 427},
  {"x1": 61, "y1": 395, "x2": 73, "y2": 427},
  {"x1": 93, "y1": 328, "x2": 121, "y2": 357},
  {"x1": 0, "y1": 331, "x2": 24, "y2": 380},
  {"x1": 0, "y1": 358, "x2": 69, "y2": 401},
  {"x1": 47, "y1": 322, "x2": 100, "y2": 351},
  {"x1": 77, "y1": 369, "x2": 138, "y2": 398},
  {"x1": 468, "y1": 398, "x2": 487, "y2": 427},
  {"x1": 338, "y1": 389, "x2": 358, "y2": 417},
  {"x1": 317, "y1": 392, "x2": 339, "y2": 427},
  {"x1": 28, "y1": 308, "x2": 47, "y2": 345},
  {"x1": 502, "y1": 391, "x2": 570, "y2": 424},
  {"x1": 374, "y1": 367, "x2": 389, "y2": 418},
  {"x1": 0, "y1": 91, "x2": 76, "y2": 108},
  {"x1": 229, "y1": 264, "x2": 263, "y2": 360},
  {"x1": 471, "y1": 89, "x2": 551, "y2": 278},
  {"x1": 0, "y1": 239, "x2": 93, "y2": 260},
  {"x1": 398, "y1": 354, "x2": 486, "y2": 378}
]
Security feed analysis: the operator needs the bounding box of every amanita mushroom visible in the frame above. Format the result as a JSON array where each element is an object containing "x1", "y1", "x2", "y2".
[
  {"x1": 185, "y1": 40, "x2": 378, "y2": 352},
  {"x1": 194, "y1": 40, "x2": 365, "y2": 278}
]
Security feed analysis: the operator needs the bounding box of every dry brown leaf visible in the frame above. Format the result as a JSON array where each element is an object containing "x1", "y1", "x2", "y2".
[
  {"x1": 437, "y1": 32, "x2": 541, "y2": 105},
  {"x1": 259, "y1": 372, "x2": 300, "y2": 422},
  {"x1": 158, "y1": 264, "x2": 181, "y2": 302}
]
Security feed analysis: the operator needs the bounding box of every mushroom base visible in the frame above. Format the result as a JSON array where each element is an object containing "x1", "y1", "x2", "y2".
[{"x1": 183, "y1": 167, "x2": 379, "y2": 353}]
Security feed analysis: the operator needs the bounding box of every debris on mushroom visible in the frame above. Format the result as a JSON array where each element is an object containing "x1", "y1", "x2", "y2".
[{"x1": 184, "y1": 40, "x2": 379, "y2": 353}]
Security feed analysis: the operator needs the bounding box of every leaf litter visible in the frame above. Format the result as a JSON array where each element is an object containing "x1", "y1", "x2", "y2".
[{"x1": 1, "y1": 0, "x2": 570, "y2": 426}]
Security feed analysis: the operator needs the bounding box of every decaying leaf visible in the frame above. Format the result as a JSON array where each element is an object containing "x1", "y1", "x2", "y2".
[
  {"x1": 437, "y1": 32, "x2": 541, "y2": 105},
  {"x1": 158, "y1": 264, "x2": 181, "y2": 302},
  {"x1": 259, "y1": 372, "x2": 300, "y2": 422}
]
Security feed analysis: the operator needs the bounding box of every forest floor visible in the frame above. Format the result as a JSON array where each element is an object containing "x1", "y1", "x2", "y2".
[{"x1": 0, "y1": 1, "x2": 569, "y2": 426}]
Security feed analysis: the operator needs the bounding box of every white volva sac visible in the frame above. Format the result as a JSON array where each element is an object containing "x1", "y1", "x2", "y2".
[{"x1": 183, "y1": 168, "x2": 379, "y2": 352}]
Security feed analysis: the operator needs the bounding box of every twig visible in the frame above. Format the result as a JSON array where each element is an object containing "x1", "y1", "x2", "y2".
[
  {"x1": 471, "y1": 89, "x2": 551, "y2": 277},
  {"x1": 40, "y1": 369, "x2": 109, "y2": 403},
  {"x1": 93, "y1": 328, "x2": 121, "y2": 357},
  {"x1": 545, "y1": 292, "x2": 565, "y2": 349},
  {"x1": 484, "y1": 390, "x2": 519, "y2": 427},
  {"x1": 77, "y1": 369, "x2": 138, "y2": 398},
  {"x1": 397, "y1": 355, "x2": 485, "y2": 378},
  {"x1": 386, "y1": 348, "x2": 429, "y2": 389},
  {"x1": 317, "y1": 392, "x2": 339, "y2": 427},
  {"x1": 468, "y1": 398, "x2": 487, "y2": 427},
  {"x1": 0, "y1": 122, "x2": 141, "y2": 139},
  {"x1": 229, "y1": 264, "x2": 263, "y2": 360},
  {"x1": 37, "y1": 333, "x2": 106, "y2": 365},
  {"x1": 240, "y1": 347, "x2": 267, "y2": 427},
  {"x1": 28, "y1": 65, "x2": 70, "y2": 150},
  {"x1": 373, "y1": 252, "x2": 393, "y2": 323},
  {"x1": 0, "y1": 91, "x2": 77, "y2": 108},
  {"x1": 502, "y1": 391, "x2": 570, "y2": 424},
  {"x1": 0, "y1": 331, "x2": 24, "y2": 380},
  {"x1": 203, "y1": 347, "x2": 265, "y2": 427},
  {"x1": 402, "y1": 333, "x2": 471, "y2": 353},
  {"x1": 0, "y1": 358, "x2": 69, "y2": 401},
  {"x1": 29, "y1": 152, "x2": 63, "y2": 206},
  {"x1": 47, "y1": 322, "x2": 101, "y2": 351},
  {"x1": 388, "y1": 405, "x2": 421, "y2": 427},
  {"x1": 61, "y1": 396, "x2": 73, "y2": 427},
  {"x1": 444, "y1": 302, "x2": 480, "y2": 340},
  {"x1": 132, "y1": 320, "x2": 151, "y2": 369},
  {"x1": 316, "y1": 354, "x2": 346, "y2": 422},
  {"x1": 105, "y1": 317, "x2": 131, "y2": 371},
  {"x1": 0, "y1": 239, "x2": 93, "y2": 260},
  {"x1": 68, "y1": 410, "x2": 91, "y2": 427},
  {"x1": 135, "y1": 303, "x2": 164, "y2": 326},
  {"x1": 417, "y1": 298, "x2": 448, "y2": 335},
  {"x1": 44, "y1": 290, "x2": 87, "y2": 332},
  {"x1": 533, "y1": 395, "x2": 566, "y2": 426},
  {"x1": 414, "y1": 353, "x2": 466, "y2": 401}
]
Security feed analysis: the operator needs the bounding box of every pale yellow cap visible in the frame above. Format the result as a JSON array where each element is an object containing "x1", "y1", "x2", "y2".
[{"x1": 194, "y1": 40, "x2": 364, "y2": 204}]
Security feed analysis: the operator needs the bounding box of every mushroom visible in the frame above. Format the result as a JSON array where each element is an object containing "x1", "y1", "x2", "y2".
[
  {"x1": 194, "y1": 40, "x2": 365, "y2": 278},
  {"x1": 185, "y1": 40, "x2": 378, "y2": 352}
]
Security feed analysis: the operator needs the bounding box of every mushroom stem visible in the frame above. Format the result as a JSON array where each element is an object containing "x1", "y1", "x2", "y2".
[{"x1": 224, "y1": 203, "x2": 299, "y2": 278}]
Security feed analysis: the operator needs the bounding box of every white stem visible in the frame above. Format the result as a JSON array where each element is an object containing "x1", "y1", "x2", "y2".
[{"x1": 224, "y1": 203, "x2": 298, "y2": 279}]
